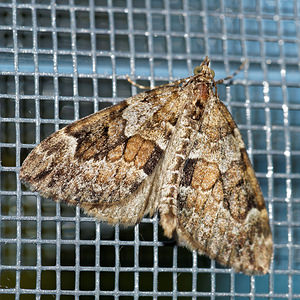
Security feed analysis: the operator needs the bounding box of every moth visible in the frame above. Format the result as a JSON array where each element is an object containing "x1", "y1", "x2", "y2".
[{"x1": 20, "y1": 57, "x2": 273, "y2": 275}]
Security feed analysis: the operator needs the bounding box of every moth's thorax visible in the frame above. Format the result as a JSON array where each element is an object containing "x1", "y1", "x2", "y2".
[{"x1": 186, "y1": 78, "x2": 215, "y2": 121}]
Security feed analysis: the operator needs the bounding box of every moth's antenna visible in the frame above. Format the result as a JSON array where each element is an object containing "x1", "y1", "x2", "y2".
[
  {"x1": 127, "y1": 75, "x2": 187, "y2": 90},
  {"x1": 215, "y1": 59, "x2": 247, "y2": 84},
  {"x1": 126, "y1": 75, "x2": 152, "y2": 90}
]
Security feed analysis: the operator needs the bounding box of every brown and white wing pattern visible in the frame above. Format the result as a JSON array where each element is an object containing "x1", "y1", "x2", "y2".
[
  {"x1": 158, "y1": 76, "x2": 272, "y2": 275},
  {"x1": 20, "y1": 84, "x2": 187, "y2": 225}
]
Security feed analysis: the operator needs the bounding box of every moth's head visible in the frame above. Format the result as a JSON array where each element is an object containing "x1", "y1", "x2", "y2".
[{"x1": 193, "y1": 56, "x2": 215, "y2": 80}]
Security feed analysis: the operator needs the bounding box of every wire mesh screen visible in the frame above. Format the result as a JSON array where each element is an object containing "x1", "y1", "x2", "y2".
[{"x1": 0, "y1": 0, "x2": 299, "y2": 298}]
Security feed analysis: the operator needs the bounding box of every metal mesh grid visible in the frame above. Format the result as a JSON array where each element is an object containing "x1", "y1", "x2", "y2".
[{"x1": 0, "y1": 0, "x2": 299, "y2": 298}]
